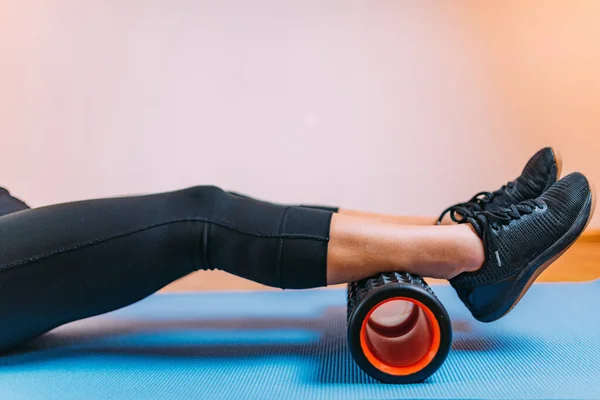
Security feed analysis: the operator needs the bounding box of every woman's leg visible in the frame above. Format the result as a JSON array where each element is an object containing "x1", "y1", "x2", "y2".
[
  {"x1": 230, "y1": 191, "x2": 446, "y2": 225},
  {"x1": 336, "y1": 209, "x2": 446, "y2": 225},
  {"x1": 227, "y1": 194, "x2": 481, "y2": 280},
  {"x1": 0, "y1": 186, "x2": 333, "y2": 351},
  {"x1": 0, "y1": 185, "x2": 483, "y2": 351},
  {"x1": 326, "y1": 213, "x2": 483, "y2": 284},
  {"x1": 1, "y1": 188, "x2": 446, "y2": 226},
  {"x1": 0, "y1": 187, "x2": 468, "y2": 284}
]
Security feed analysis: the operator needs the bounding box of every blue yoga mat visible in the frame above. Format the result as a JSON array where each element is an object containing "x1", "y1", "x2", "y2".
[{"x1": 1, "y1": 281, "x2": 599, "y2": 399}]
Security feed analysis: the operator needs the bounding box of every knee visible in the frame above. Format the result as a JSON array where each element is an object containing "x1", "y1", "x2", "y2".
[
  {"x1": 170, "y1": 185, "x2": 234, "y2": 217},
  {"x1": 181, "y1": 185, "x2": 228, "y2": 203}
]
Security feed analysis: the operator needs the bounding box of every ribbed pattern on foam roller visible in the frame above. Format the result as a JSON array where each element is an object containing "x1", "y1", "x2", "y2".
[
  {"x1": 347, "y1": 272, "x2": 435, "y2": 321},
  {"x1": 452, "y1": 172, "x2": 590, "y2": 287}
]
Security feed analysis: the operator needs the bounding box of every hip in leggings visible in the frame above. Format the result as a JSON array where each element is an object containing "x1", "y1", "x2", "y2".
[{"x1": 0, "y1": 186, "x2": 336, "y2": 352}]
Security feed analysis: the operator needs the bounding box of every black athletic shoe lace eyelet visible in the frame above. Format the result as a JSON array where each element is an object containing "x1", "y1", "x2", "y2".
[
  {"x1": 437, "y1": 181, "x2": 517, "y2": 225},
  {"x1": 464, "y1": 199, "x2": 545, "y2": 238}
]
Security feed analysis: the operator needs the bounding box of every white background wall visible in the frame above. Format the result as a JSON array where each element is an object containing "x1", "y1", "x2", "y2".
[{"x1": 1, "y1": 1, "x2": 599, "y2": 224}]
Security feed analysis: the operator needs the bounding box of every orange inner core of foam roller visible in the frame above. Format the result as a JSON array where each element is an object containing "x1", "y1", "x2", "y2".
[{"x1": 359, "y1": 297, "x2": 441, "y2": 376}]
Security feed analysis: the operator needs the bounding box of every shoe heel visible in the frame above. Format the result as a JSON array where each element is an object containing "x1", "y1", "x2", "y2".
[{"x1": 347, "y1": 272, "x2": 452, "y2": 384}]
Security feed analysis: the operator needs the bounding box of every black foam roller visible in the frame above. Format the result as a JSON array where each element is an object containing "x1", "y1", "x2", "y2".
[{"x1": 347, "y1": 272, "x2": 452, "y2": 384}]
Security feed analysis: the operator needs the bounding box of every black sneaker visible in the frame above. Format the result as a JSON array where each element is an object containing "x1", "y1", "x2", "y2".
[
  {"x1": 451, "y1": 172, "x2": 595, "y2": 322},
  {"x1": 438, "y1": 147, "x2": 562, "y2": 224}
]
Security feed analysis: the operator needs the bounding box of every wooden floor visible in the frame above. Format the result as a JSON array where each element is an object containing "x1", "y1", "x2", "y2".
[{"x1": 162, "y1": 236, "x2": 600, "y2": 292}]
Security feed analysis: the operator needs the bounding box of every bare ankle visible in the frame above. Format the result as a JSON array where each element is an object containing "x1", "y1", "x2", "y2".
[{"x1": 460, "y1": 224, "x2": 485, "y2": 273}]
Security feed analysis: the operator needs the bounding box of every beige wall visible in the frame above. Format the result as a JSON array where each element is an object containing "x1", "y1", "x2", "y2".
[
  {"x1": 461, "y1": 2, "x2": 600, "y2": 224},
  {"x1": 0, "y1": 1, "x2": 598, "y2": 225}
]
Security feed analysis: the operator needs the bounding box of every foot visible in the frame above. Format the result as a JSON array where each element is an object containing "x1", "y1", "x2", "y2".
[
  {"x1": 451, "y1": 172, "x2": 595, "y2": 322},
  {"x1": 438, "y1": 147, "x2": 562, "y2": 224}
]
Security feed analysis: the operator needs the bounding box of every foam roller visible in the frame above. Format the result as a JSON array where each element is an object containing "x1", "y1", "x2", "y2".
[{"x1": 347, "y1": 272, "x2": 452, "y2": 384}]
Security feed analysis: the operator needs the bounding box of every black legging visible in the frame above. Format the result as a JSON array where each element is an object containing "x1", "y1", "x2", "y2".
[{"x1": 0, "y1": 186, "x2": 336, "y2": 352}]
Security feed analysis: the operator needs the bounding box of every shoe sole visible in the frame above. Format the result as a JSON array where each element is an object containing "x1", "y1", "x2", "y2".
[
  {"x1": 474, "y1": 177, "x2": 596, "y2": 322},
  {"x1": 552, "y1": 147, "x2": 563, "y2": 181}
]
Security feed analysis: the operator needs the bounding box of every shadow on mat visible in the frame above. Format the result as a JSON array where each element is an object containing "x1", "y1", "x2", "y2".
[{"x1": 0, "y1": 308, "x2": 535, "y2": 384}]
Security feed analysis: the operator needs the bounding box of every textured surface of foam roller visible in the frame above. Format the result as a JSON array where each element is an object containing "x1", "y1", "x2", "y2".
[{"x1": 347, "y1": 272, "x2": 437, "y2": 321}]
